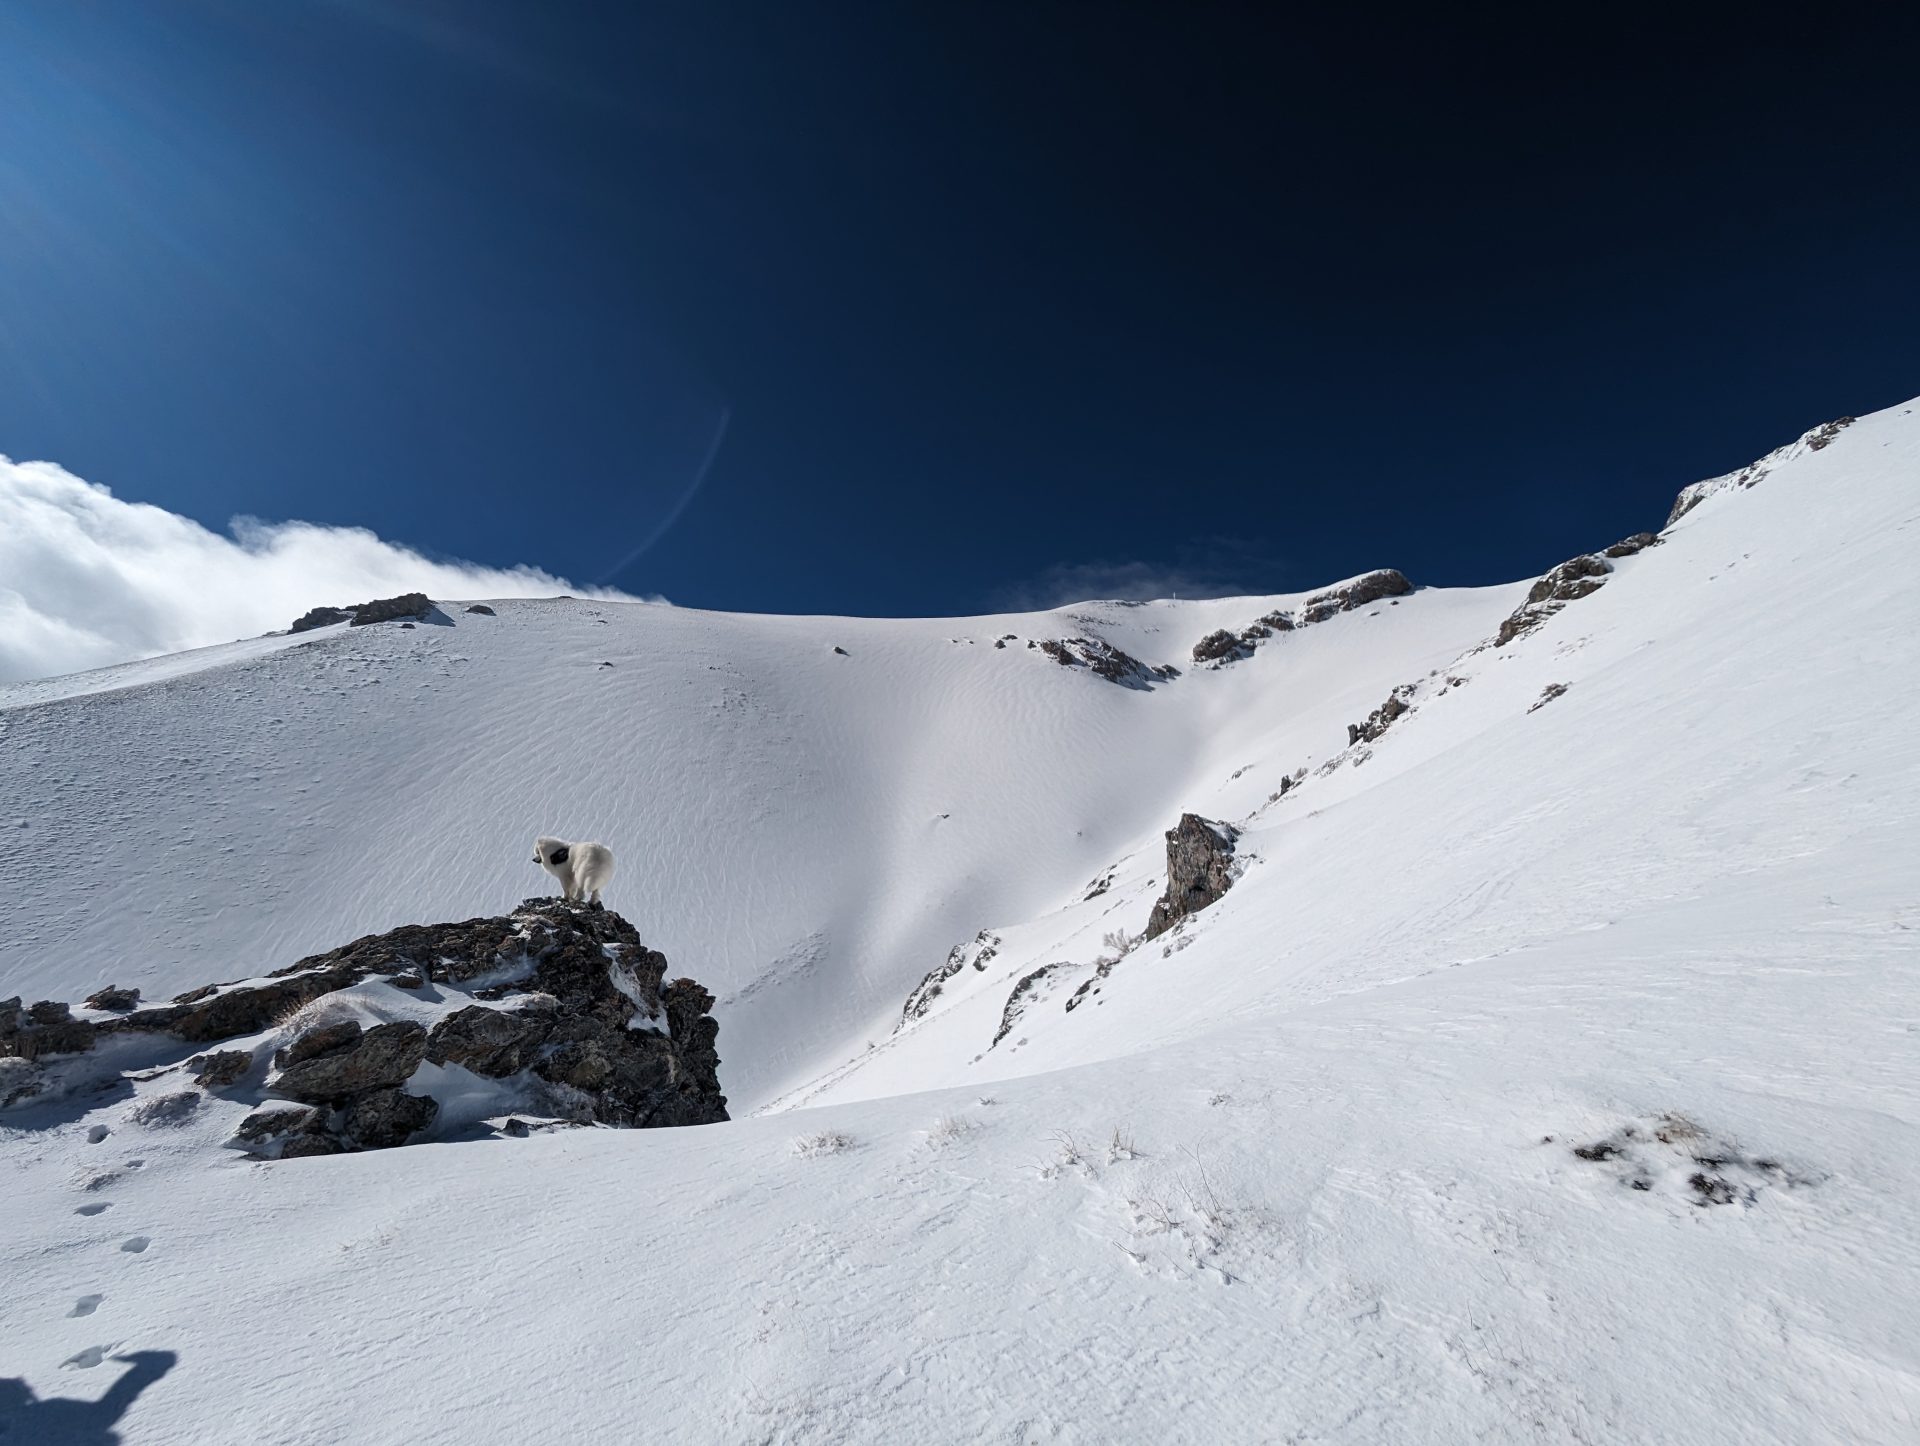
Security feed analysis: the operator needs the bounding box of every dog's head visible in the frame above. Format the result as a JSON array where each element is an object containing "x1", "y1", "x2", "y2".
[{"x1": 533, "y1": 836, "x2": 570, "y2": 868}]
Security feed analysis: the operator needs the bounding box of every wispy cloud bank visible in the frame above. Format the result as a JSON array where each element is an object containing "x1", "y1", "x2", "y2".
[
  {"x1": 990, "y1": 537, "x2": 1290, "y2": 612},
  {"x1": 0, "y1": 455, "x2": 639, "y2": 683}
]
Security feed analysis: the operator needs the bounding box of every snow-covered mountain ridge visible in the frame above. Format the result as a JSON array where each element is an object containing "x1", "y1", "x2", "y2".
[{"x1": 3, "y1": 397, "x2": 1917, "y2": 1443}]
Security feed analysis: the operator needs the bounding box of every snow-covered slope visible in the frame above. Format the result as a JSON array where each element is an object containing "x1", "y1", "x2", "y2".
[{"x1": 3, "y1": 397, "x2": 1918, "y2": 1443}]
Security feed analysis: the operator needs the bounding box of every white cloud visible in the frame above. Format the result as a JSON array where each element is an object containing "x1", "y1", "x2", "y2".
[{"x1": 0, "y1": 454, "x2": 643, "y2": 683}]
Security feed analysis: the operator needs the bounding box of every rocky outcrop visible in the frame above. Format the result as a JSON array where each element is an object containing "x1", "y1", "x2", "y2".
[
  {"x1": 464, "y1": 604, "x2": 496, "y2": 616},
  {"x1": 2, "y1": 900, "x2": 728, "y2": 1157},
  {"x1": 1495, "y1": 554, "x2": 1614, "y2": 647},
  {"x1": 288, "y1": 592, "x2": 440, "y2": 634},
  {"x1": 1194, "y1": 574, "x2": 1408, "y2": 668},
  {"x1": 1036, "y1": 637, "x2": 1178, "y2": 690},
  {"x1": 290, "y1": 606, "x2": 352, "y2": 632},
  {"x1": 992, "y1": 963, "x2": 1071, "y2": 1047},
  {"x1": 83, "y1": 985, "x2": 140, "y2": 1012},
  {"x1": 1603, "y1": 532, "x2": 1658, "y2": 558},
  {"x1": 1143, "y1": 815, "x2": 1239, "y2": 941},
  {"x1": 1347, "y1": 683, "x2": 1418, "y2": 747},
  {"x1": 900, "y1": 932, "x2": 1000, "y2": 1028},
  {"x1": 1301, "y1": 569, "x2": 1413, "y2": 624}
]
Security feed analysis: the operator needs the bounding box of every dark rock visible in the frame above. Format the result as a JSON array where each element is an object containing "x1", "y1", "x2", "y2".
[
  {"x1": 832, "y1": 645, "x2": 848, "y2": 655},
  {"x1": 272, "y1": 1021, "x2": 427, "y2": 1104},
  {"x1": 279, "y1": 1133, "x2": 348, "y2": 1160},
  {"x1": 0, "y1": 1057, "x2": 42, "y2": 1108},
  {"x1": 426, "y1": 1005, "x2": 550, "y2": 1077},
  {"x1": 1143, "y1": 815, "x2": 1238, "y2": 941},
  {"x1": 290, "y1": 606, "x2": 351, "y2": 633},
  {"x1": 1603, "y1": 532, "x2": 1659, "y2": 558},
  {"x1": 1039, "y1": 637, "x2": 1176, "y2": 689},
  {"x1": 234, "y1": 1105, "x2": 325, "y2": 1153},
  {"x1": 341, "y1": 1087, "x2": 438, "y2": 1149},
  {"x1": 1528, "y1": 682, "x2": 1570, "y2": 713},
  {"x1": 1301, "y1": 569, "x2": 1413, "y2": 624},
  {"x1": 1495, "y1": 554, "x2": 1615, "y2": 647},
  {"x1": 22, "y1": 898, "x2": 727, "y2": 1146},
  {"x1": 191, "y1": 1049, "x2": 254, "y2": 1089},
  {"x1": 1192, "y1": 629, "x2": 1245, "y2": 664},
  {"x1": 1804, "y1": 416, "x2": 1854, "y2": 451},
  {"x1": 464, "y1": 604, "x2": 496, "y2": 615},
  {"x1": 83, "y1": 985, "x2": 141, "y2": 1013},
  {"x1": 276, "y1": 1020, "x2": 362, "y2": 1068},
  {"x1": 900, "y1": 932, "x2": 1000, "y2": 1027},
  {"x1": 502, "y1": 1117, "x2": 531, "y2": 1138},
  {"x1": 170, "y1": 984, "x2": 217, "y2": 1005},
  {"x1": 993, "y1": 964, "x2": 1071, "y2": 1046},
  {"x1": 398, "y1": 622, "x2": 415, "y2": 629},
  {"x1": 350, "y1": 592, "x2": 434, "y2": 626},
  {"x1": 1, "y1": 997, "x2": 96, "y2": 1061},
  {"x1": 1347, "y1": 686, "x2": 1415, "y2": 747}
]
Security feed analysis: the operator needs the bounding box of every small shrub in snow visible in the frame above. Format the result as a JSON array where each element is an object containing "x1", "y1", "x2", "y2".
[
  {"x1": 790, "y1": 1131, "x2": 853, "y2": 1159},
  {"x1": 926, "y1": 1114, "x2": 976, "y2": 1148},
  {"x1": 125, "y1": 1091, "x2": 201, "y2": 1128},
  {"x1": 1107, "y1": 1126, "x2": 1140, "y2": 1163}
]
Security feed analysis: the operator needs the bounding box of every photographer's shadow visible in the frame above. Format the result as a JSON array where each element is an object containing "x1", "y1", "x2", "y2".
[{"x1": 0, "y1": 1350, "x2": 176, "y2": 1444}]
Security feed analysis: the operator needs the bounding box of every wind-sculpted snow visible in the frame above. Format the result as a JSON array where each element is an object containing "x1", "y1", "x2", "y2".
[{"x1": 2, "y1": 398, "x2": 1919, "y2": 1442}]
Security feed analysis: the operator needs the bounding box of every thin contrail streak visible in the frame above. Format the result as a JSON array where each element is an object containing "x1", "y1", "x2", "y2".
[{"x1": 598, "y1": 404, "x2": 732, "y2": 585}]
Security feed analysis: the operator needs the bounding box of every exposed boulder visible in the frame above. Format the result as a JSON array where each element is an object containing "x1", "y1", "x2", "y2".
[
  {"x1": 83, "y1": 985, "x2": 140, "y2": 1013},
  {"x1": 341, "y1": 1087, "x2": 439, "y2": 1150},
  {"x1": 464, "y1": 604, "x2": 496, "y2": 615},
  {"x1": 272, "y1": 1021, "x2": 428, "y2": 1104},
  {"x1": 426, "y1": 1003, "x2": 550, "y2": 1077},
  {"x1": 191, "y1": 1049, "x2": 254, "y2": 1090},
  {"x1": 1143, "y1": 815, "x2": 1239, "y2": 941},
  {"x1": 992, "y1": 964, "x2": 1071, "y2": 1047}
]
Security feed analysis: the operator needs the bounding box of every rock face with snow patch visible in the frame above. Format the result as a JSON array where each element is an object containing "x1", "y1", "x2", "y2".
[
  {"x1": 1143, "y1": 814, "x2": 1239, "y2": 941},
  {"x1": 1, "y1": 899, "x2": 728, "y2": 1157}
]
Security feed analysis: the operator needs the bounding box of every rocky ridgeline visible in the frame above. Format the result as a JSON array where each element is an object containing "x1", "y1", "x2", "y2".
[
  {"x1": 1494, "y1": 532, "x2": 1657, "y2": 647},
  {"x1": 1192, "y1": 568, "x2": 1412, "y2": 667},
  {"x1": 1667, "y1": 415, "x2": 1855, "y2": 525},
  {"x1": 0, "y1": 900, "x2": 727, "y2": 1157}
]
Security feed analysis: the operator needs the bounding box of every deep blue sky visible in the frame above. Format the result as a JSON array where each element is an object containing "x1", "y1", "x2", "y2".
[{"x1": 2, "y1": 3, "x2": 1916, "y2": 615}]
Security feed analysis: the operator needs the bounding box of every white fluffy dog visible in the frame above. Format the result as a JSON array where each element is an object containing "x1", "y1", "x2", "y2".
[{"x1": 532, "y1": 836, "x2": 615, "y2": 906}]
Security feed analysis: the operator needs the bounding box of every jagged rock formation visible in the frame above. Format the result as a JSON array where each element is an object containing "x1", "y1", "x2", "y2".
[
  {"x1": 0, "y1": 900, "x2": 727, "y2": 1155},
  {"x1": 1035, "y1": 637, "x2": 1178, "y2": 689},
  {"x1": 1347, "y1": 683, "x2": 1419, "y2": 747},
  {"x1": 1668, "y1": 416, "x2": 1855, "y2": 525},
  {"x1": 900, "y1": 931, "x2": 1000, "y2": 1027},
  {"x1": 289, "y1": 592, "x2": 440, "y2": 633},
  {"x1": 1495, "y1": 554, "x2": 1613, "y2": 647},
  {"x1": 1193, "y1": 571, "x2": 1409, "y2": 667},
  {"x1": 1143, "y1": 814, "x2": 1239, "y2": 941}
]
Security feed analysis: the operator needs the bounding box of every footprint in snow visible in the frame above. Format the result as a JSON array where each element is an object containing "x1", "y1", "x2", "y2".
[
  {"x1": 75, "y1": 1202, "x2": 113, "y2": 1216},
  {"x1": 120, "y1": 1237, "x2": 151, "y2": 1254},
  {"x1": 87, "y1": 1125, "x2": 110, "y2": 1144},
  {"x1": 68, "y1": 1294, "x2": 105, "y2": 1317},
  {"x1": 62, "y1": 1344, "x2": 118, "y2": 1369}
]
